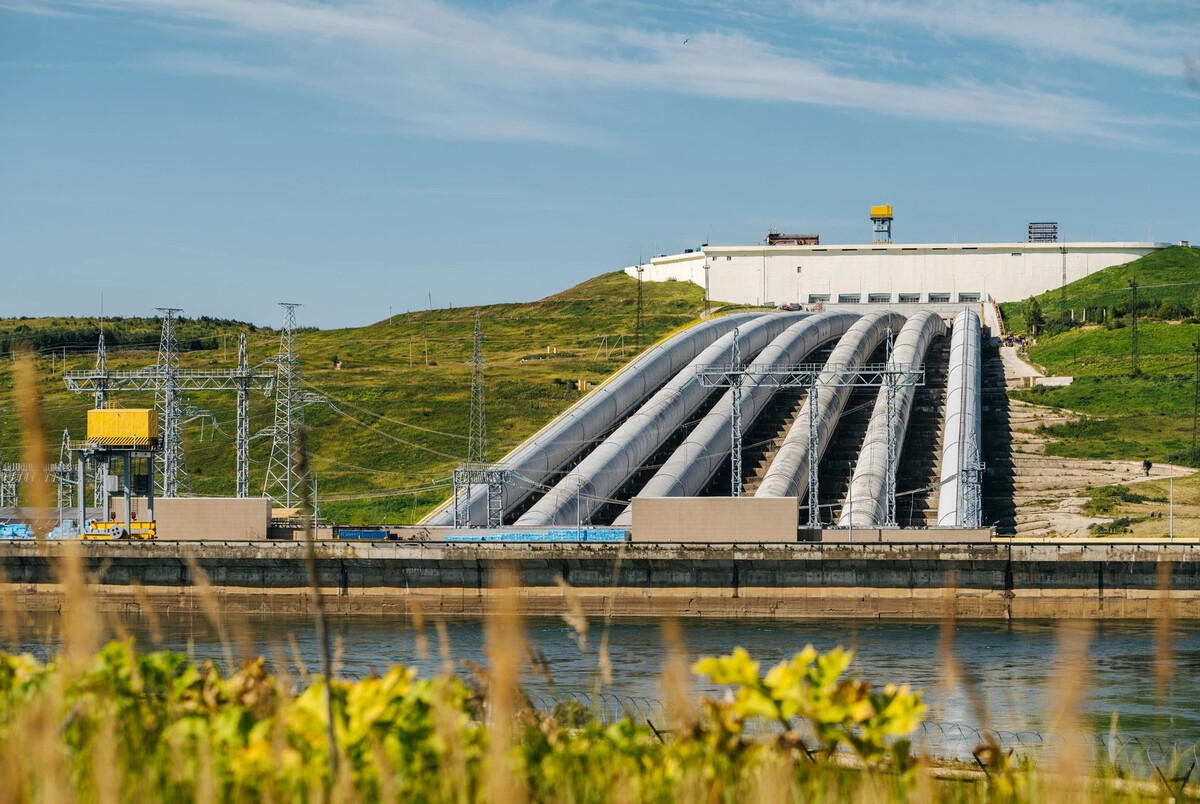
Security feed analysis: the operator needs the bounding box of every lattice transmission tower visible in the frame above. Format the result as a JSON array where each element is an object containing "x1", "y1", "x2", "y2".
[
  {"x1": 453, "y1": 312, "x2": 509, "y2": 528},
  {"x1": 262, "y1": 303, "x2": 303, "y2": 509},
  {"x1": 468, "y1": 311, "x2": 486, "y2": 465},
  {"x1": 154, "y1": 307, "x2": 188, "y2": 498},
  {"x1": 64, "y1": 314, "x2": 272, "y2": 501},
  {"x1": 93, "y1": 331, "x2": 108, "y2": 507}
]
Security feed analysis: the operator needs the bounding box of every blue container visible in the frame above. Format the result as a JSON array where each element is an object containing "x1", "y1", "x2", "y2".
[
  {"x1": 446, "y1": 529, "x2": 629, "y2": 544},
  {"x1": 0, "y1": 523, "x2": 34, "y2": 540},
  {"x1": 337, "y1": 528, "x2": 389, "y2": 541}
]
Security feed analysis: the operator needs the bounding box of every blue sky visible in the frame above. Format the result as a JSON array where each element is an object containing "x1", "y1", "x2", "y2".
[{"x1": 2, "y1": 0, "x2": 1198, "y2": 328}]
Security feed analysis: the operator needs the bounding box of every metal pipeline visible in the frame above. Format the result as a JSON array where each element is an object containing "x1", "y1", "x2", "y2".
[
  {"x1": 753, "y1": 311, "x2": 907, "y2": 500},
  {"x1": 837, "y1": 310, "x2": 946, "y2": 528},
  {"x1": 423, "y1": 312, "x2": 762, "y2": 526},
  {"x1": 516, "y1": 312, "x2": 802, "y2": 527},
  {"x1": 610, "y1": 311, "x2": 860, "y2": 527},
  {"x1": 936, "y1": 309, "x2": 983, "y2": 528}
]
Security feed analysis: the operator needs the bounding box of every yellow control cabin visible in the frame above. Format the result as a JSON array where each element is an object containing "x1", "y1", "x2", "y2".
[{"x1": 86, "y1": 408, "x2": 158, "y2": 447}]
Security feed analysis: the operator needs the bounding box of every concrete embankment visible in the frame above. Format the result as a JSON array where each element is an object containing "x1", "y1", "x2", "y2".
[{"x1": 1, "y1": 540, "x2": 1198, "y2": 619}]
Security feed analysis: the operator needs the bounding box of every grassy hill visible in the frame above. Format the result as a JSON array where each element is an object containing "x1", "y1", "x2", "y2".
[
  {"x1": 1013, "y1": 322, "x2": 1200, "y2": 466},
  {"x1": 1000, "y1": 245, "x2": 1200, "y2": 333},
  {"x1": 1000, "y1": 246, "x2": 1200, "y2": 468},
  {"x1": 0, "y1": 273, "x2": 711, "y2": 524}
]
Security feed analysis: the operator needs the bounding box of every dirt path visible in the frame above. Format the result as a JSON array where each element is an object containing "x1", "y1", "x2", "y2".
[{"x1": 1007, "y1": 399, "x2": 1192, "y2": 536}]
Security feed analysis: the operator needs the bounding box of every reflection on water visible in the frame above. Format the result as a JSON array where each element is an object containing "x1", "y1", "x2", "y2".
[{"x1": 8, "y1": 613, "x2": 1199, "y2": 749}]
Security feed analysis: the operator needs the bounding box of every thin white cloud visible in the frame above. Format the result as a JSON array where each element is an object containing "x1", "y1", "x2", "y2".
[
  {"x1": 797, "y1": 0, "x2": 1199, "y2": 77},
  {"x1": 6, "y1": 0, "x2": 1179, "y2": 146}
]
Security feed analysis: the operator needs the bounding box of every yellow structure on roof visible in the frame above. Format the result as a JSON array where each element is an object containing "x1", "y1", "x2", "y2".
[
  {"x1": 870, "y1": 205, "x2": 893, "y2": 219},
  {"x1": 87, "y1": 408, "x2": 158, "y2": 447}
]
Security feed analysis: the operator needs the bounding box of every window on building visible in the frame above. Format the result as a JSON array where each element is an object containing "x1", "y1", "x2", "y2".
[
  {"x1": 808, "y1": 294, "x2": 830, "y2": 303},
  {"x1": 868, "y1": 293, "x2": 891, "y2": 303},
  {"x1": 796, "y1": 266, "x2": 802, "y2": 273},
  {"x1": 898, "y1": 293, "x2": 920, "y2": 303},
  {"x1": 837, "y1": 294, "x2": 861, "y2": 304},
  {"x1": 958, "y1": 293, "x2": 981, "y2": 303},
  {"x1": 928, "y1": 293, "x2": 951, "y2": 303},
  {"x1": 726, "y1": 256, "x2": 732, "y2": 261}
]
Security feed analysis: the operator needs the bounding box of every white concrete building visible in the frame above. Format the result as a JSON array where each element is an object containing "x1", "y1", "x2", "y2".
[{"x1": 626, "y1": 241, "x2": 1169, "y2": 307}]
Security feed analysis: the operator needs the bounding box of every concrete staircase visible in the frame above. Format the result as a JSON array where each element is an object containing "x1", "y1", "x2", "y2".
[
  {"x1": 980, "y1": 342, "x2": 1018, "y2": 532},
  {"x1": 815, "y1": 390, "x2": 877, "y2": 524},
  {"x1": 741, "y1": 390, "x2": 808, "y2": 495}
]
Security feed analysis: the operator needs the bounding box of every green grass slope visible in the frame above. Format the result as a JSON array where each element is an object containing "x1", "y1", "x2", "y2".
[
  {"x1": 1, "y1": 273, "x2": 711, "y2": 524},
  {"x1": 1013, "y1": 319, "x2": 1200, "y2": 464},
  {"x1": 1000, "y1": 245, "x2": 1200, "y2": 332}
]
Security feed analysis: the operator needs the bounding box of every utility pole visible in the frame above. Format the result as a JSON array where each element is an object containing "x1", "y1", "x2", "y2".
[
  {"x1": 704, "y1": 256, "x2": 711, "y2": 318},
  {"x1": 1129, "y1": 280, "x2": 1140, "y2": 375},
  {"x1": 730, "y1": 327, "x2": 743, "y2": 497},
  {"x1": 1060, "y1": 245, "x2": 1067, "y2": 305},
  {"x1": 1170, "y1": 476, "x2": 1175, "y2": 541},
  {"x1": 1192, "y1": 342, "x2": 1200, "y2": 457},
  {"x1": 635, "y1": 262, "x2": 644, "y2": 349}
]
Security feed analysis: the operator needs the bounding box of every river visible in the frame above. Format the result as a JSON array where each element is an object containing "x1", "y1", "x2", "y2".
[{"x1": 8, "y1": 613, "x2": 1199, "y2": 760}]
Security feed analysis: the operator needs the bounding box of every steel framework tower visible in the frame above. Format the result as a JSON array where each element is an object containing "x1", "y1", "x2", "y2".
[
  {"x1": 453, "y1": 313, "x2": 510, "y2": 528},
  {"x1": 64, "y1": 317, "x2": 274, "y2": 500},
  {"x1": 93, "y1": 331, "x2": 108, "y2": 410},
  {"x1": 262, "y1": 303, "x2": 302, "y2": 508},
  {"x1": 236, "y1": 333, "x2": 252, "y2": 498},
  {"x1": 468, "y1": 312, "x2": 486, "y2": 465},
  {"x1": 154, "y1": 307, "x2": 186, "y2": 497}
]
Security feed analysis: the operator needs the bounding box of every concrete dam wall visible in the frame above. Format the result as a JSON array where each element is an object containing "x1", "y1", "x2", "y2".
[{"x1": 2, "y1": 541, "x2": 1198, "y2": 620}]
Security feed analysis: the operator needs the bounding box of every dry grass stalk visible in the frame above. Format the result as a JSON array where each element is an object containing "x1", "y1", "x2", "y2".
[
  {"x1": 13, "y1": 352, "x2": 53, "y2": 540},
  {"x1": 410, "y1": 596, "x2": 430, "y2": 661},
  {"x1": 555, "y1": 576, "x2": 588, "y2": 651},
  {"x1": 593, "y1": 543, "x2": 626, "y2": 689},
  {"x1": 597, "y1": 631, "x2": 613, "y2": 686},
  {"x1": 181, "y1": 547, "x2": 235, "y2": 672},
  {"x1": 435, "y1": 619, "x2": 454, "y2": 676},
  {"x1": 660, "y1": 615, "x2": 695, "y2": 731},
  {"x1": 938, "y1": 575, "x2": 989, "y2": 737},
  {"x1": 484, "y1": 565, "x2": 527, "y2": 804},
  {"x1": 1047, "y1": 621, "x2": 1093, "y2": 800},
  {"x1": 296, "y1": 425, "x2": 338, "y2": 780},
  {"x1": 15, "y1": 350, "x2": 98, "y2": 672},
  {"x1": 90, "y1": 712, "x2": 120, "y2": 804},
  {"x1": 432, "y1": 673, "x2": 468, "y2": 804},
  {"x1": 1154, "y1": 560, "x2": 1174, "y2": 699},
  {"x1": 288, "y1": 632, "x2": 310, "y2": 681},
  {"x1": 129, "y1": 580, "x2": 163, "y2": 643},
  {"x1": 0, "y1": 564, "x2": 23, "y2": 651}
]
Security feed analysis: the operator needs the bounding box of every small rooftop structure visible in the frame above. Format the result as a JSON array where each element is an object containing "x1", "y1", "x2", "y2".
[{"x1": 766, "y1": 231, "x2": 819, "y2": 246}]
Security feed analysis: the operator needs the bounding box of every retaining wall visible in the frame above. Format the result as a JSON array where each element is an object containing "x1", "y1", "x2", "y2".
[{"x1": 1, "y1": 541, "x2": 1197, "y2": 619}]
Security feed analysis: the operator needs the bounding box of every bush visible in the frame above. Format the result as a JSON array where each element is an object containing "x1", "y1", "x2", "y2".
[
  {"x1": 0, "y1": 641, "x2": 928, "y2": 799},
  {"x1": 1089, "y1": 516, "x2": 1139, "y2": 535},
  {"x1": 1023, "y1": 296, "x2": 1045, "y2": 334}
]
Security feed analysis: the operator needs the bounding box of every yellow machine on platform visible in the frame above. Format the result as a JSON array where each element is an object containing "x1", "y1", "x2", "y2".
[
  {"x1": 86, "y1": 408, "x2": 158, "y2": 447},
  {"x1": 80, "y1": 520, "x2": 157, "y2": 540}
]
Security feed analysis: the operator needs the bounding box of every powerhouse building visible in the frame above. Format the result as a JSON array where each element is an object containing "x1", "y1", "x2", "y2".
[{"x1": 627, "y1": 240, "x2": 1168, "y2": 308}]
